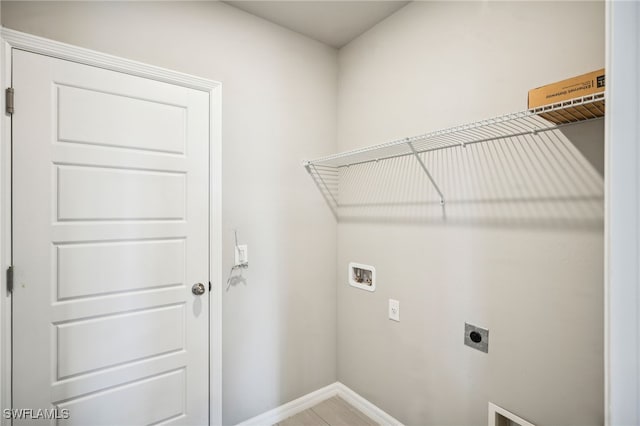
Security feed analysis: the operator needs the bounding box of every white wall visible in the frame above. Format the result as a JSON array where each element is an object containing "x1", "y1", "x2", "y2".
[
  {"x1": 0, "y1": 2, "x2": 338, "y2": 424},
  {"x1": 336, "y1": 2, "x2": 604, "y2": 425}
]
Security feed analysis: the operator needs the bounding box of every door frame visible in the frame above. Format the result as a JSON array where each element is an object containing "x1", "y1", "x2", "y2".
[
  {"x1": 0, "y1": 28, "x2": 223, "y2": 425},
  {"x1": 605, "y1": 1, "x2": 640, "y2": 424}
]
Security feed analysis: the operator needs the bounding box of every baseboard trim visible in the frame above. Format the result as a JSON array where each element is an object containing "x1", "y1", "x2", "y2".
[
  {"x1": 236, "y1": 383, "x2": 339, "y2": 426},
  {"x1": 235, "y1": 382, "x2": 402, "y2": 426},
  {"x1": 334, "y1": 382, "x2": 403, "y2": 426}
]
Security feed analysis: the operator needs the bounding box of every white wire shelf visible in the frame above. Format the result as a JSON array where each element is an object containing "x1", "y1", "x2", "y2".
[
  {"x1": 304, "y1": 92, "x2": 604, "y2": 209},
  {"x1": 304, "y1": 92, "x2": 604, "y2": 170}
]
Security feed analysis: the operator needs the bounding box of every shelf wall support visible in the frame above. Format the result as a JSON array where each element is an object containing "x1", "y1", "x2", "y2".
[
  {"x1": 309, "y1": 163, "x2": 340, "y2": 208},
  {"x1": 407, "y1": 140, "x2": 445, "y2": 205}
]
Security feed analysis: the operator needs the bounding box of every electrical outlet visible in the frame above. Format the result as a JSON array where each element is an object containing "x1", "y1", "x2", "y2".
[
  {"x1": 464, "y1": 323, "x2": 489, "y2": 353},
  {"x1": 388, "y1": 299, "x2": 400, "y2": 322},
  {"x1": 235, "y1": 245, "x2": 248, "y2": 265}
]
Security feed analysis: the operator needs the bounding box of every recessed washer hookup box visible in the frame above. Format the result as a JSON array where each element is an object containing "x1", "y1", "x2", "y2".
[{"x1": 528, "y1": 69, "x2": 605, "y2": 124}]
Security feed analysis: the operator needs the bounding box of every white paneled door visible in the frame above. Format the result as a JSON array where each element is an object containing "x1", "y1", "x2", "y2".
[{"x1": 11, "y1": 49, "x2": 210, "y2": 425}]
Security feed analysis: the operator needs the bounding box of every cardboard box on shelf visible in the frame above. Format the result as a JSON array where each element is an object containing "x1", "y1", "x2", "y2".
[{"x1": 528, "y1": 69, "x2": 605, "y2": 124}]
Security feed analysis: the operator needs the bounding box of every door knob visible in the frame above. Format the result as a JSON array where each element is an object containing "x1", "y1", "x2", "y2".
[{"x1": 192, "y1": 283, "x2": 206, "y2": 295}]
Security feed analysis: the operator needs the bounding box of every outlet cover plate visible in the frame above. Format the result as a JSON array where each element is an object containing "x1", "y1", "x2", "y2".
[
  {"x1": 235, "y1": 245, "x2": 248, "y2": 265},
  {"x1": 389, "y1": 299, "x2": 400, "y2": 322},
  {"x1": 464, "y1": 322, "x2": 488, "y2": 353}
]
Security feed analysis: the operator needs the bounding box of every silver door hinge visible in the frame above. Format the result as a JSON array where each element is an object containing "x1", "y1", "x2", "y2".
[
  {"x1": 6, "y1": 266, "x2": 13, "y2": 293},
  {"x1": 5, "y1": 88, "x2": 14, "y2": 114}
]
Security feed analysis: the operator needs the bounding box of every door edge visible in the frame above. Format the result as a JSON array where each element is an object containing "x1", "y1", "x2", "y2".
[{"x1": 0, "y1": 35, "x2": 13, "y2": 426}]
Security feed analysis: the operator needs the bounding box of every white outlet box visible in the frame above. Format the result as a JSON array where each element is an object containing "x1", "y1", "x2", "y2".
[
  {"x1": 235, "y1": 245, "x2": 248, "y2": 265},
  {"x1": 389, "y1": 299, "x2": 400, "y2": 322}
]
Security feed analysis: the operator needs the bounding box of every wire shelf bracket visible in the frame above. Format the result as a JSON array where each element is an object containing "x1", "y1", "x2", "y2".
[{"x1": 407, "y1": 139, "x2": 445, "y2": 205}]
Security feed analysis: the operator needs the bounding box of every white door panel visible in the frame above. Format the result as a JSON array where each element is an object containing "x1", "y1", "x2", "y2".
[
  {"x1": 57, "y1": 369, "x2": 187, "y2": 426},
  {"x1": 56, "y1": 239, "x2": 186, "y2": 299},
  {"x1": 56, "y1": 304, "x2": 186, "y2": 378},
  {"x1": 56, "y1": 165, "x2": 186, "y2": 221},
  {"x1": 12, "y1": 49, "x2": 210, "y2": 425},
  {"x1": 57, "y1": 84, "x2": 187, "y2": 154}
]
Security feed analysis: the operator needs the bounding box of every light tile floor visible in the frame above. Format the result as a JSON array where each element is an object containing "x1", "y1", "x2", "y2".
[{"x1": 275, "y1": 396, "x2": 378, "y2": 426}]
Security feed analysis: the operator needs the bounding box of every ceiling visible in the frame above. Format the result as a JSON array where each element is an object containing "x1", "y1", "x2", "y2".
[{"x1": 223, "y1": 1, "x2": 411, "y2": 48}]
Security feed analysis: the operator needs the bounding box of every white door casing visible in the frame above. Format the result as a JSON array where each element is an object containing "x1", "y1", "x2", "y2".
[
  {"x1": 11, "y1": 48, "x2": 212, "y2": 425},
  {"x1": 605, "y1": 1, "x2": 640, "y2": 424}
]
